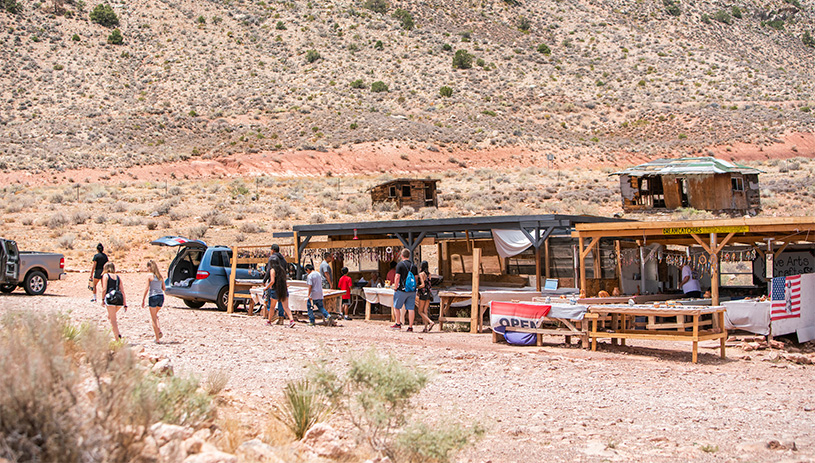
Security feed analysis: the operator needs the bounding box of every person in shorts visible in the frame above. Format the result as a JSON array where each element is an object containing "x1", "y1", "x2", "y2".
[
  {"x1": 141, "y1": 259, "x2": 166, "y2": 343},
  {"x1": 100, "y1": 262, "x2": 126, "y2": 340},
  {"x1": 415, "y1": 260, "x2": 434, "y2": 332},
  {"x1": 391, "y1": 249, "x2": 417, "y2": 332},
  {"x1": 305, "y1": 264, "x2": 332, "y2": 326},
  {"x1": 90, "y1": 243, "x2": 108, "y2": 302},
  {"x1": 337, "y1": 267, "x2": 353, "y2": 320}
]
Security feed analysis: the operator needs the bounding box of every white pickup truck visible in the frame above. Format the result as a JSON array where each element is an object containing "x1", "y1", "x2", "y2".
[{"x1": 0, "y1": 238, "x2": 66, "y2": 295}]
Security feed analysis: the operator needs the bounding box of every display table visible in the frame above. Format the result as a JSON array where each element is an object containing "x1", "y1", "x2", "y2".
[
  {"x1": 438, "y1": 289, "x2": 547, "y2": 332},
  {"x1": 363, "y1": 287, "x2": 395, "y2": 321},
  {"x1": 721, "y1": 299, "x2": 770, "y2": 335},
  {"x1": 247, "y1": 284, "x2": 343, "y2": 318},
  {"x1": 586, "y1": 305, "x2": 727, "y2": 363}
]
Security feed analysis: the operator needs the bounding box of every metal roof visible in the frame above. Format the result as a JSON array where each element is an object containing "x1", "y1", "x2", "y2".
[
  {"x1": 367, "y1": 178, "x2": 439, "y2": 192},
  {"x1": 611, "y1": 157, "x2": 763, "y2": 176}
]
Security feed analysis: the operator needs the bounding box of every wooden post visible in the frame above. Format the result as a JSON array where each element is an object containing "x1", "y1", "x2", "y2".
[
  {"x1": 544, "y1": 237, "x2": 551, "y2": 279},
  {"x1": 535, "y1": 245, "x2": 542, "y2": 292},
  {"x1": 293, "y1": 231, "x2": 300, "y2": 265},
  {"x1": 615, "y1": 240, "x2": 622, "y2": 289},
  {"x1": 227, "y1": 246, "x2": 238, "y2": 314},
  {"x1": 441, "y1": 241, "x2": 451, "y2": 283},
  {"x1": 578, "y1": 237, "x2": 586, "y2": 294},
  {"x1": 470, "y1": 247, "x2": 481, "y2": 334},
  {"x1": 710, "y1": 233, "x2": 719, "y2": 306}
]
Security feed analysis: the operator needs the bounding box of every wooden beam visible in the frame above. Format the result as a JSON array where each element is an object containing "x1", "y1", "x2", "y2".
[
  {"x1": 773, "y1": 241, "x2": 791, "y2": 259},
  {"x1": 713, "y1": 232, "x2": 736, "y2": 255},
  {"x1": 470, "y1": 247, "x2": 481, "y2": 334},
  {"x1": 580, "y1": 237, "x2": 598, "y2": 261},
  {"x1": 615, "y1": 240, "x2": 622, "y2": 288},
  {"x1": 293, "y1": 231, "x2": 300, "y2": 265},
  {"x1": 689, "y1": 233, "x2": 713, "y2": 255},
  {"x1": 227, "y1": 246, "x2": 238, "y2": 314},
  {"x1": 310, "y1": 237, "x2": 435, "y2": 249},
  {"x1": 579, "y1": 236, "x2": 587, "y2": 294},
  {"x1": 544, "y1": 237, "x2": 551, "y2": 279},
  {"x1": 535, "y1": 246, "x2": 542, "y2": 292},
  {"x1": 710, "y1": 233, "x2": 719, "y2": 306}
]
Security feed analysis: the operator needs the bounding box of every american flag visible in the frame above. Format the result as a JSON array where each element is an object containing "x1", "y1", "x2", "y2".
[{"x1": 771, "y1": 275, "x2": 801, "y2": 321}]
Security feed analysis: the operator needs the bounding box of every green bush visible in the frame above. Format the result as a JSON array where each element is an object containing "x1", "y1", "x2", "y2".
[
  {"x1": 517, "y1": 16, "x2": 531, "y2": 32},
  {"x1": 374, "y1": 40, "x2": 383, "y2": 49},
  {"x1": 701, "y1": 13, "x2": 711, "y2": 24},
  {"x1": 452, "y1": 49, "x2": 473, "y2": 69},
  {"x1": 90, "y1": 3, "x2": 119, "y2": 27},
  {"x1": 803, "y1": 31, "x2": 815, "y2": 47},
  {"x1": 273, "y1": 379, "x2": 332, "y2": 439},
  {"x1": 763, "y1": 19, "x2": 784, "y2": 30},
  {"x1": 196, "y1": 15, "x2": 205, "y2": 24},
  {"x1": 3, "y1": 0, "x2": 22, "y2": 14},
  {"x1": 663, "y1": 0, "x2": 681, "y2": 17},
  {"x1": 713, "y1": 10, "x2": 732, "y2": 24},
  {"x1": 537, "y1": 43, "x2": 551, "y2": 55},
  {"x1": 392, "y1": 9, "x2": 414, "y2": 30},
  {"x1": 439, "y1": 86, "x2": 453, "y2": 97},
  {"x1": 476, "y1": 58, "x2": 486, "y2": 67},
  {"x1": 396, "y1": 421, "x2": 485, "y2": 463},
  {"x1": 731, "y1": 5, "x2": 742, "y2": 18},
  {"x1": 305, "y1": 49, "x2": 321, "y2": 63},
  {"x1": 107, "y1": 28, "x2": 123, "y2": 45},
  {"x1": 442, "y1": 43, "x2": 452, "y2": 51},
  {"x1": 71, "y1": 33, "x2": 80, "y2": 41},
  {"x1": 350, "y1": 79, "x2": 367, "y2": 89},
  {"x1": 363, "y1": 0, "x2": 388, "y2": 14},
  {"x1": 371, "y1": 81, "x2": 388, "y2": 92},
  {"x1": 54, "y1": 63, "x2": 64, "y2": 70},
  {"x1": 276, "y1": 20, "x2": 286, "y2": 30}
]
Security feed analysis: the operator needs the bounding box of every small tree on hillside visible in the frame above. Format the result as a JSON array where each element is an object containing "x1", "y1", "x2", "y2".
[
  {"x1": 804, "y1": 30, "x2": 815, "y2": 48},
  {"x1": 90, "y1": 3, "x2": 119, "y2": 27},
  {"x1": 107, "y1": 28, "x2": 123, "y2": 45},
  {"x1": 363, "y1": 0, "x2": 388, "y2": 14},
  {"x1": 452, "y1": 49, "x2": 473, "y2": 69}
]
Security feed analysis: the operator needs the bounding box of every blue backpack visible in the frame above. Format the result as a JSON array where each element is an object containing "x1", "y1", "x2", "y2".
[{"x1": 404, "y1": 263, "x2": 417, "y2": 292}]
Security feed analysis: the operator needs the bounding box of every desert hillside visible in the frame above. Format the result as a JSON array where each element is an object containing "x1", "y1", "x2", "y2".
[{"x1": 1, "y1": 0, "x2": 815, "y2": 173}]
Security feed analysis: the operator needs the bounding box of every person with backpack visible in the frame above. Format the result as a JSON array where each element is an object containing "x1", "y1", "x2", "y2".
[
  {"x1": 416, "y1": 260, "x2": 435, "y2": 332},
  {"x1": 100, "y1": 262, "x2": 126, "y2": 340},
  {"x1": 391, "y1": 248, "x2": 418, "y2": 332},
  {"x1": 141, "y1": 260, "x2": 166, "y2": 343}
]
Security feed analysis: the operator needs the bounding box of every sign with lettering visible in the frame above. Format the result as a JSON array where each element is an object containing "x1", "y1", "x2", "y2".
[
  {"x1": 754, "y1": 251, "x2": 815, "y2": 279},
  {"x1": 662, "y1": 226, "x2": 749, "y2": 235}
]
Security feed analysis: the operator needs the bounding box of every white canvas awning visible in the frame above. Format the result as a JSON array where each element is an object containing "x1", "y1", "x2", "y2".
[{"x1": 492, "y1": 229, "x2": 532, "y2": 259}]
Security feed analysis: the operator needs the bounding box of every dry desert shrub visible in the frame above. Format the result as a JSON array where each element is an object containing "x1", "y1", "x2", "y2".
[
  {"x1": 202, "y1": 210, "x2": 231, "y2": 226},
  {"x1": 57, "y1": 234, "x2": 75, "y2": 250},
  {"x1": 0, "y1": 313, "x2": 216, "y2": 463},
  {"x1": 238, "y1": 222, "x2": 262, "y2": 234},
  {"x1": 189, "y1": 224, "x2": 209, "y2": 239},
  {"x1": 47, "y1": 212, "x2": 69, "y2": 229},
  {"x1": 72, "y1": 210, "x2": 91, "y2": 225}
]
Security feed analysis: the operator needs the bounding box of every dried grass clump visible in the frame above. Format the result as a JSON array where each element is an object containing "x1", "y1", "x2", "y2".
[
  {"x1": 0, "y1": 313, "x2": 216, "y2": 463},
  {"x1": 238, "y1": 222, "x2": 262, "y2": 234},
  {"x1": 47, "y1": 212, "x2": 69, "y2": 229},
  {"x1": 57, "y1": 234, "x2": 75, "y2": 250},
  {"x1": 72, "y1": 210, "x2": 91, "y2": 225},
  {"x1": 202, "y1": 210, "x2": 231, "y2": 226},
  {"x1": 189, "y1": 224, "x2": 209, "y2": 240}
]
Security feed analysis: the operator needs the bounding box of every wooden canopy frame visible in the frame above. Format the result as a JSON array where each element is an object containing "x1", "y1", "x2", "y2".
[{"x1": 574, "y1": 216, "x2": 815, "y2": 305}]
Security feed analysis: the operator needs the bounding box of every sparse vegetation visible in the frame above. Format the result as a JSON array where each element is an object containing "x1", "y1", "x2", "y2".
[
  {"x1": 452, "y1": 49, "x2": 473, "y2": 69},
  {"x1": 664, "y1": 0, "x2": 681, "y2": 17},
  {"x1": 305, "y1": 49, "x2": 321, "y2": 63},
  {"x1": 106, "y1": 28, "x2": 123, "y2": 45},
  {"x1": 371, "y1": 80, "x2": 388, "y2": 92},
  {"x1": 537, "y1": 43, "x2": 551, "y2": 55},
  {"x1": 392, "y1": 9, "x2": 414, "y2": 30},
  {"x1": 439, "y1": 86, "x2": 453, "y2": 97},
  {"x1": 803, "y1": 31, "x2": 815, "y2": 48},
  {"x1": 363, "y1": 0, "x2": 388, "y2": 14}
]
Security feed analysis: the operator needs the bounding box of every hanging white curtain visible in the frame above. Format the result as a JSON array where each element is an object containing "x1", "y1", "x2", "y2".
[{"x1": 492, "y1": 229, "x2": 532, "y2": 259}]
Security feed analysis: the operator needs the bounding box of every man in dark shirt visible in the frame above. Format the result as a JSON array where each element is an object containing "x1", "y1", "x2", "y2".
[
  {"x1": 391, "y1": 248, "x2": 418, "y2": 332},
  {"x1": 90, "y1": 243, "x2": 108, "y2": 302}
]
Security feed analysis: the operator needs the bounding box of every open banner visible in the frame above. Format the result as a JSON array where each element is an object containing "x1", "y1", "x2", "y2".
[{"x1": 490, "y1": 301, "x2": 551, "y2": 330}]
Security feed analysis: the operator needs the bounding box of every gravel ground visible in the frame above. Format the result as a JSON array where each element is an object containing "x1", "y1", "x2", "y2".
[{"x1": 2, "y1": 274, "x2": 815, "y2": 463}]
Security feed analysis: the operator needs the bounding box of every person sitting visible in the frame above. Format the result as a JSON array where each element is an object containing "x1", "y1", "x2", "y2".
[{"x1": 370, "y1": 272, "x2": 384, "y2": 288}]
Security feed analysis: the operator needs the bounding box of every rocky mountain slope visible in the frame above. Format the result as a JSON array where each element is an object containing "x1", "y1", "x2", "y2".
[{"x1": 1, "y1": 0, "x2": 814, "y2": 173}]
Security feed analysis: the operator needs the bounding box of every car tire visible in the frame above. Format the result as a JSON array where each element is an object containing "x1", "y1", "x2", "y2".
[
  {"x1": 23, "y1": 271, "x2": 47, "y2": 295},
  {"x1": 216, "y1": 286, "x2": 237, "y2": 311},
  {"x1": 0, "y1": 284, "x2": 16, "y2": 293},
  {"x1": 184, "y1": 299, "x2": 206, "y2": 309}
]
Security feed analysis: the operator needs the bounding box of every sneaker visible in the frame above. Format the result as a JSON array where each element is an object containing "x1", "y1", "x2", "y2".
[
  {"x1": 406, "y1": 327, "x2": 413, "y2": 332},
  {"x1": 308, "y1": 322, "x2": 316, "y2": 326},
  {"x1": 265, "y1": 320, "x2": 272, "y2": 326},
  {"x1": 390, "y1": 323, "x2": 402, "y2": 330},
  {"x1": 288, "y1": 320, "x2": 296, "y2": 328},
  {"x1": 91, "y1": 296, "x2": 96, "y2": 302},
  {"x1": 344, "y1": 315, "x2": 352, "y2": 320},
  {"x1": 326, "y1": 316, "x2": 334, "y2": 326}
]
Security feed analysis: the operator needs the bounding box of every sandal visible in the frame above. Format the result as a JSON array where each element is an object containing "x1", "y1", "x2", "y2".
[{"x1": 428, "y1": 322, "x2": 435, "y2": 332}]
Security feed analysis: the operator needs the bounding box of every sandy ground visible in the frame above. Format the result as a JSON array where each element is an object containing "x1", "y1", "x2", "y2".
[{"x1": 3, "y1": 274, "x2": 815, "y2": 462}]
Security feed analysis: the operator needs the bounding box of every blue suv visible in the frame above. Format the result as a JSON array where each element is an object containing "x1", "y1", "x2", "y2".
[{"x1": 151, "y1": 236, "x2": 262, "y2": 310}]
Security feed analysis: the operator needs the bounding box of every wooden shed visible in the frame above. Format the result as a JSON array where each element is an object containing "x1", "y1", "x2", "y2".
[
  {"x1": 370, "y1": 178, "x2": 439, "y2": 210},
  {"x1": 612, "y1": 157, "x2": 762, "y2": 213}
]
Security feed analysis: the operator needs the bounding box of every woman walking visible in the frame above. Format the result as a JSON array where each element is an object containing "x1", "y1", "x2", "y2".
[
  {"x1": 141, "y1": 260, "x2": 166, "y2": 343},
  {"x1": 100, "y1": 262, "x2": 126, "y2": 340},
  {"x1": 265, "y1": 259, "x2": 296, "y2": 328},
  {"x1": 416, "y1": 261, "x2": 434, "y2": 332}
]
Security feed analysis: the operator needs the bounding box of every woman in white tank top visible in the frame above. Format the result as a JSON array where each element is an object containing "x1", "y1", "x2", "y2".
[{"x1": 142, "y1": 260, "x2": 166, "y2": 342}]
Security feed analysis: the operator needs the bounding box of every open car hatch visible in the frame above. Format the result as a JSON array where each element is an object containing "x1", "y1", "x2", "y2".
[{"x1": 150, "y1": 236, "x2": 207, "y2": 249}]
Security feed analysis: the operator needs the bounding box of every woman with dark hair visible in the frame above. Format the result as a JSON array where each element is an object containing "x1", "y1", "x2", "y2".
[
  {"x1": 416, "y1": 260, "x2": 434, "y2": 332},
  {"x1": 89, "y1": 243, "x2": 108, "y2": 302},
  {"x1": 265, "y1": 259, "x2": 296, "y2": 328}
]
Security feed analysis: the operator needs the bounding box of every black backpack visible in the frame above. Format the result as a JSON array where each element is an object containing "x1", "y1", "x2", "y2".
[{"x1": 105, "y1": 275, "x2": 124, "y2": 306}]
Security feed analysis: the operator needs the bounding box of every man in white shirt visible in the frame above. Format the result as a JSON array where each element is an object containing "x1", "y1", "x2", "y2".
[{"x1": 680, "y1": 264, "x2": 702, "y2": 298}]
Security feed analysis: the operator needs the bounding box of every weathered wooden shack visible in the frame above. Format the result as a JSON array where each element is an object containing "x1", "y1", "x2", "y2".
[
  {"x1": 612, "y1": 157, "x2": 762, "y2": 213},
  {"x1": 370, "y1": 178, "x2": 439, "y2": 210}
]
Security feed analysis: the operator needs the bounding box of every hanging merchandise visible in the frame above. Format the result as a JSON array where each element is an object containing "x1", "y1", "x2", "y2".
[
  {"x1": 301, "y1": 246, "x2": 404, "y2": 266},
  {"x1": 237, "y1": 248, "x2": 272, "y2": 260}
]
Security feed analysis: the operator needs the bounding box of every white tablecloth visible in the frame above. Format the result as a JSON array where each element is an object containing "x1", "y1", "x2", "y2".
[
  {"x1": 249, "y1": 286, "x2": 343, "y2": 313},
  {"x1": 362, "y1": 287, "x2": 395, "y2": 307},
  {"x1": 722, "y1": 300, "x2": 771, "y2": 335}
]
